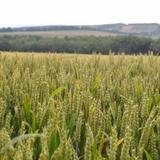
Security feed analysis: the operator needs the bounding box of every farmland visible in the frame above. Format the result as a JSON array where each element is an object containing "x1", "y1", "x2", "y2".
[
  {"x1": 0, "y1": 30, "x2": 119, "y2": 38},
  {"x1": 0, "y1": 52, "x2": 160, "y2": 160}
]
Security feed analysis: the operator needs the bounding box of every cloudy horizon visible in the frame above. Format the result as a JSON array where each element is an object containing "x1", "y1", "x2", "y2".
[{"x1": 0, "y1": 0, "x2": 159, "y2": 28}]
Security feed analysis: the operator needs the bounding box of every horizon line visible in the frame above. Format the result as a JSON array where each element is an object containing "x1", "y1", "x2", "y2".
[{"x1": 0, "y1": 22, "x2": 160, "y2": 29}]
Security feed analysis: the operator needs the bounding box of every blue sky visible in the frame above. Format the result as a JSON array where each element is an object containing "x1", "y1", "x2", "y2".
[{"x1": 0, "y1": 0, "x2": 159, "y2": 27}]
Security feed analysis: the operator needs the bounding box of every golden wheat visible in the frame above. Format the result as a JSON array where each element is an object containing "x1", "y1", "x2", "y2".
[{"x1": 0, "y1": 52, "x2": 159, "y2": 160}]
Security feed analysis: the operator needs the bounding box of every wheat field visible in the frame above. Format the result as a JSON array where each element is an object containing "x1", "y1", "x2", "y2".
[{"x1": 0, "y1": 52, "x2": 160, "y2": 160}]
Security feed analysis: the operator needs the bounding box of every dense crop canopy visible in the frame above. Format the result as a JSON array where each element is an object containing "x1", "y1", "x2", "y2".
[{"x1": 0, "y1": 52, "x2": 160, "y2": 160}]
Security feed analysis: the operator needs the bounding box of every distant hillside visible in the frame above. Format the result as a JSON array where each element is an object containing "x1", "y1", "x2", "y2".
[
  {"x1": 0, "y1": 30, "x2": 120, "y2": 38},
  {"x1": 1, "y1": 23, "x2": 160, "y2": 38}
]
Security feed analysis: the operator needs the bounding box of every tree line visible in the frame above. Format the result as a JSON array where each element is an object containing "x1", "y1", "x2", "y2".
[{"x1": 0, "y1": 35, "x2": 160, "y2": 54}]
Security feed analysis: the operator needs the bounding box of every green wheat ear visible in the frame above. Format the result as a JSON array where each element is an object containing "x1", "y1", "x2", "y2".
[
  {"x1": 0, "y1": 53, "x2": 160, "y2": 160},
  {"x1": 0, "y1": 134, "x2": 44, "y2": 155}
]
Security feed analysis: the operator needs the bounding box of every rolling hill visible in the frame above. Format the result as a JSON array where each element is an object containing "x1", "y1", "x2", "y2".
[{"x1": 1, "y1": 23, "x2": 160, "y2": 38}]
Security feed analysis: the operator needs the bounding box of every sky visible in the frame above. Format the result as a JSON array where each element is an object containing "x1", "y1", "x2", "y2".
[{"x1": 0, "y1": 0, "x2": 160, "y2": 27}]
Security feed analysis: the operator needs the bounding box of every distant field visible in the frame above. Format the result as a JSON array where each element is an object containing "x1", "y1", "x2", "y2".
[{"x1": 0, "y1": 30, "x2": 120, "y2": 38}]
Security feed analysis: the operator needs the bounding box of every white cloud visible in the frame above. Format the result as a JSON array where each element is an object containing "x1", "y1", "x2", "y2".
[{"x1": 0, "y1": 0, "x2": 159, "y2": 27}]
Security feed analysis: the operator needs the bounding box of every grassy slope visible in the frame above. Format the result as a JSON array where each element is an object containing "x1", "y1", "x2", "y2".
[{"x1": 0, "y1": 30, "x2": 121, "y2": 38}]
